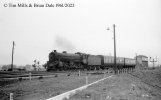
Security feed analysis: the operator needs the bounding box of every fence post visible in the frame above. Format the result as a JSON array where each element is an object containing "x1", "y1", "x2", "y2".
[
  {"x1": 29, "y1": 72, "x2": 32, "y2": 80},
  {"x1": 79, "y1": 70, "x2": 80, "y2": 76},
  {"x1": 10, "y1": 93, "x2": 13, "y2": 100},
  {"x1": 104, "y1": 72, "x2": 106, "y2": 78},
  {"x1": 86, "y1": 75, "x2": 88, "y2": 85}
]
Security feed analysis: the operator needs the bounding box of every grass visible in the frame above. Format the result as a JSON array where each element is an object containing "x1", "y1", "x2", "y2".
[
  {"x1": 68, "y1": 69, "x2": 161, "y2": 100},
  {"x1": 0, "y1": 71, "x2": 107, "y2": 100}
]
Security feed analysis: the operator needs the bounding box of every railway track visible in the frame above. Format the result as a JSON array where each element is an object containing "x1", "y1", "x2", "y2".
[
  {"x1": 0, "y1": 70, "x2": 109, "y2": 80},
  {"x1": 0, "y1": 71, "x2": 57, "y2": 79}
]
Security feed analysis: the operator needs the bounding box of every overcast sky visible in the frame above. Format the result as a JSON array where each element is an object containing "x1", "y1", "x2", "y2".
[{"x1": 0, "y1": 0, "x2": 161, "y2": 66}]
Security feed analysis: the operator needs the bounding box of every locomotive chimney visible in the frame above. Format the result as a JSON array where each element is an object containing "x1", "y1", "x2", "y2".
[{"x1": 53, "y1": 50, "x2": 57, "y2": 52}]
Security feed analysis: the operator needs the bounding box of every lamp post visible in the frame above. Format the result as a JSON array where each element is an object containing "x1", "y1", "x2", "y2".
[{"x1": 107, "y1": 24, "x2": 117, "y2": 74}]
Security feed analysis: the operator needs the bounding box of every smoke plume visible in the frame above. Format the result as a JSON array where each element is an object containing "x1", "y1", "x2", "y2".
[{"x1": 54, "y1": 36, "x2": 76, "y2": 52}]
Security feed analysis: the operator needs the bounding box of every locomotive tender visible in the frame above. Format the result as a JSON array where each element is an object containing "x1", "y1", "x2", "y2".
[{"x1": 46, "y1": 50, "x2": 136, "y2": 71}]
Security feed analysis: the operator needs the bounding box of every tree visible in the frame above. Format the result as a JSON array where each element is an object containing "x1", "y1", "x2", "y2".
[
  {"x1": 32, "y1": 60, "x2": 40, "y2": 71},
  {"x1": 23, "y1": 64, "x2": 33, "y2": 71},
  {"x1": 1, "y1": 64, "x2": 17, "y2": 71},
  {"x1": 32, "y1": 60, "x2": 37, "y2": 71},
  {"x1": 43, "y1": 63, "x2": 47, "y2": 69}
]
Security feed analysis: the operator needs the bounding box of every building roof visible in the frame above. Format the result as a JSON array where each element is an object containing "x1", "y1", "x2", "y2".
[{"x1": 137, "y1": 55, "x2": 148, "y2": 58}]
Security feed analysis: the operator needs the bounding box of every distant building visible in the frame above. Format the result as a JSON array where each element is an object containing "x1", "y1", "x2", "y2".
[
  {"x1": 0, "y1": 65, "x2": 2, "y2": 71},
  {"x1": 136, "y1": 55, "x2": 148, "y2": 68},
  {"x1": 22, "y1": 64, "x2": 34, "y2": 71}
]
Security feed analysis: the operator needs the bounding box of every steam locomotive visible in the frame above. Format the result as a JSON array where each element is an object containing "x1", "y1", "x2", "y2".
[{"x1": 46, "y1": 50, "x2": 136, "y2": 71}]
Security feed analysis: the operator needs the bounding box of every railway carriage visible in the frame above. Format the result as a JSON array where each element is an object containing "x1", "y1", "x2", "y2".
[
  {"x1": 103, "y1": 56, "x2": 114, "y2": 66},
  {"x1": 101, "y1": 56, "x2": 125, "y2": 69},
  {"x1": 124, "y1": 58, "x2": 136, "y2": 68},
  {"x1": 116, "y1": 57, "x2": 125, "y2": 66}
]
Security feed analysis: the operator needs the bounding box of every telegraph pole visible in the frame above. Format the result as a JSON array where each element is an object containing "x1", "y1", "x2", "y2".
[
  {"x1": 158, "y1": 58, "x2": 159, "y2": 67},
  {"x1": 11, "y1": 41, "x2": 15, "y2": 71},
  {"x1": 135, "y1": 53, "x2": 137, "y2": 68},
  {"x1": 149, "y1": 57, "x2": 157, "y2": 69},
  {"x1": 113, "y1": 24, "x2": 117, "y2": 74}
]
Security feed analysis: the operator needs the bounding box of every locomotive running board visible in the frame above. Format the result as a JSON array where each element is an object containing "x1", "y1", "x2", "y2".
[{"x1": 46, "y1": 75, "x2": 113, "y2": 100}]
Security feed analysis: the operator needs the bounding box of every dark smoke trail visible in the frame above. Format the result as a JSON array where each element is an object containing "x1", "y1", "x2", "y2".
[{"x1": 54, "y1": 36, "x2": 76, "y2": 52}]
